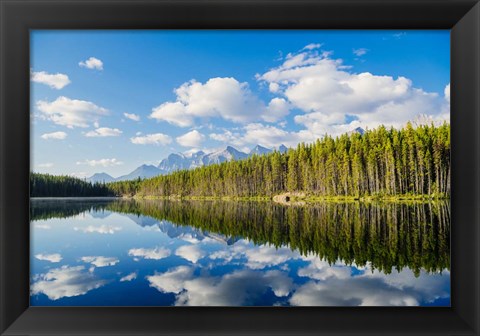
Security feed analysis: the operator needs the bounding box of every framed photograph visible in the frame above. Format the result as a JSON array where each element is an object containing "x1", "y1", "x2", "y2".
[{"x1": 1, "y1": 0, "x2": 479, "y2": 335}]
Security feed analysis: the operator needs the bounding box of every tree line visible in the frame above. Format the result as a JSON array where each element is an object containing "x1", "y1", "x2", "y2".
[
  {"x1": 108, "y1": 122, "x2": 450, "y2": 198},
  {"x1": 31, "y1": 122, "x2": 450, "y2": 199},
  {"x1": 30, "y1": 173, "x2": 113, "y2": 197}
]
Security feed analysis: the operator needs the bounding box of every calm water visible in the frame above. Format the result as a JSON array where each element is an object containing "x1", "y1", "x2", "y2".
[{"x1": 30, "y1": 198, "x2": 450, "y2": 306}]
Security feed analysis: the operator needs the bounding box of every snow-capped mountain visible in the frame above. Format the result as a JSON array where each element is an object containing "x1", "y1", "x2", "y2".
[
  {"x1": 158, "y1": 153, "x2": 191, "y2": 173},
  {"x1": 202, "y1": 146, "x2": 248, "y2": 165},
  {"x1": 249, "y1": 145, "x2": 272, "y2": 157},
  {"x1": 87, "y1": 144, "x2": 289, "y2": 182}
]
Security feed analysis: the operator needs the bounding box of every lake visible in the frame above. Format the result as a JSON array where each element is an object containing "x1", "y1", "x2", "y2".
[{"x1": 30, "y1": 198, "x2": 450, "y2": 306}]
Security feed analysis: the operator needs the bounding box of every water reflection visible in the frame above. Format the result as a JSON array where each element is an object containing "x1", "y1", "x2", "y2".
[{"x1": 30, "y1": 198, "x2": 450, "y2": 306}]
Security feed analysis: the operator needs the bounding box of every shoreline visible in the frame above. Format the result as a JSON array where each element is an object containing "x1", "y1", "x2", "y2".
[
  {"x1": 130, "y1": 194, "x2": 450, "y2": 204},
  {"x1": 29, "y1": 195, "x2": 450, "y2": 203}
]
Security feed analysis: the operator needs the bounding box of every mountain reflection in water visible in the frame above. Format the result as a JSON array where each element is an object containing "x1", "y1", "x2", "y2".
[{"x1": 30, "y1": 198, "x2": 450, "y2": 306}]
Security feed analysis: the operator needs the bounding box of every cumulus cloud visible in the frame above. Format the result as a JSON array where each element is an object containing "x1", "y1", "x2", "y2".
[
  {"x1": 257, "y1": 45, "x2": 449, "y2": 137},
  {"x1": 130, "y1": 133, "x2": 172, "y2": 146},
  {"x1": 289, "y1": 257, "x2": 450, "y2": 306},
  {"x1": 146, "y1": 266, "x2": 293, "y2": 306},
  {"x1": 35, "y1": 253, "x2": 62, "y2": 263},
  {"x1": 74, "y1": 225, "x2": 122, "y2": 234},
  {"x1": 297, "y1": 256, "x2": 351, "y2": 281},
  {"x1": 210, "y1": 123, "x2": 311, "y2": 148},
  {"x1": 128, "y1": 247, "x2": 171, "y2": 260},
  {"x1": 84, "y1": 127, "x2": 122, "y2": 137},
  {"x1": 79, "y1": 57, "x2": 104, "y2": 70},
  {"x1": 147, "y1": 266, "x2": 194, "y2": 294},
  {"x1": 150, "y1": 77, "x2": 286, "y2": 127},
  {"x1": 76, "y1": 158, "x2": 123, "y2": 167},
  {"x1": 41, "y1": 131, "x2": 67, "y2": 140},
  {"x1": 31, "y1": 265, "x2": 106, "y2": 300},
  {"x1": 444, "y1": 83, "x2": 450, "y2": 103},
  {"x1": 31, "y1": 71, "x2": 71, "y2": 89},
  {"x1": 175, "y1": 245, "x2": 206, "y2": 263},
  {"x1": 244, "y1": 245, "x2": 299, "y2": 270},
  {"x1": 208, "y1": 240, "x2": 302, "y2": 270},
  {"x1": 176, "y1": 130, "x2": 205, "y2": 147},
  {"x1": 81, "y1": 256, "x2": 119, "y2": 267},
  {"x1": 264, "y1": 98, "x2": 290, "y2": 123},
  {"x1": 36, "y1": 96, "x2": 108, "y2": 128},
  {"x1": 124, "y1": 112, "x2": 140, "y2": 121},
  {"x1": 120, "y1": 272, "x2": 138, "y2": 282}
]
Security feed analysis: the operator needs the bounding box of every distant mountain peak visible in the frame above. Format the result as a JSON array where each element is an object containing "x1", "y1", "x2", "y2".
[
  {"x1": 249, "y1": 144, "x2": 272, "y2": 157},
  {"x1": 86, "y1": 172, "x2": 115, "y2": 184},
  {"x1": 350, "y1": 127, "x2": 365, "y2": 135},
  {"x1": 278, "y1": 144, "x2": 288, "y2": 153},
  {"x1": 88, "y1": 143, "x2": 287, "y2": 183}
]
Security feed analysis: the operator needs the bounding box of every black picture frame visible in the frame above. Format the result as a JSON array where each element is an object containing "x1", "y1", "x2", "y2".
[{"x1": 1, "y1": 0, "x2": 479, "y2": 335}]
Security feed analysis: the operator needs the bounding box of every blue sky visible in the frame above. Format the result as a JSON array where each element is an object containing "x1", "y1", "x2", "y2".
[{"x1": 31, "y1": 30, "x2": 450, "y2": 178}]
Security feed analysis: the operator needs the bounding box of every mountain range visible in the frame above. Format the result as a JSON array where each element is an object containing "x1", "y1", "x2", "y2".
[{"x1": 87, "y1": 144, "x2": 289, "y2": 183}]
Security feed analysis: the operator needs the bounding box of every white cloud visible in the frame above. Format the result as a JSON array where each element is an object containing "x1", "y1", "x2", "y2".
[
  {"x1": 263, "y1": 98, "x2": 290, "y2": 123},
  {"x1": 128, "y1": 247, "x2": 171, "y2": 260},
  {"x1": 147, "y1": 266, "x2": 194, "y2": 294},
  {"x1": 289, "y1": 257, "x2": 450, "y2": 306},
  {"x1": 76, "y1": 158, "x2": 123, "y2": 167},
  {"x1": 81, "y1": 256, "x2": 119, "y2": 267},
  {"x1": 444, "y1": 83, "x2": 450, "y2": 102},
  {"x1": 210, "y1": 123, "x2": 310, "y2": 148},
  {"x1": 130, "y1": 133, "x2": 172, "y2": 146},
  {"x1": 150, "y1": 102, "x2": 193, "y2": 127},
  {"x1": 302, "y1": 43, "x2": 322, "y2": 50},
  {"x1": 244, "y1": 244, "x2": 299, "y2": 270},
  {"x1": 175, "y1": 270, "x2": 293, "y2": 306},
  {"x1": 297, "y1": 256, "x2": 351, "y2": 281},
  {"x1": 41, "y1": 131, "x2": 67, "y2": 140},
  {"x1": 269, "y1": 82, "x2": 280, "y2": 93},
  {"x1": 146, "y1": 266, "x2": 294, "y2": 306},
  {"x1": 38, "y1": 163, "x2": 54, "y2": 168},
  {"x1": 31, "y1": 265, "x2": 106, "y2": 300},
  {"x1": 35, "y1": 253, "x2": 62, "y2": 263},
  {"x1": 353, "y1": 48, "x2": 368, "y2": 56},
  {"x1": 175, "y1": 245, "x2": 205, "y2": 263},
  {"x1": 124, "y1": 112, "x2": 140, "y2": 121},
  {"x1": 209, "y1": 130, "x2": 242, "y2": 144},
  {"x1": 257, "y1": 46, "x2": 449, "y2": 137},
  {"x1": 74, "y1": 225, "x2": 122, "y2": 234},
  {"x1": 79, "y1": 57, "x2": 103, "y2": 70},
  {"x1": 176, "y1": 130, "x2": 205, "y2": 147},
  {"x1": 31, "y1": 71, "x2": 71, "y2": 89},
  {"x1": 36, "y1": 96, "x2": 108, "y2": 128},
  {"x1": 84, "y1": 127, "x2": 122, "y2": 137},
  {"x1": 120, "y1": 272, "x2": 138, "y2": 282},
  {"x1": 208, "y1": 240, "x2": 302, "y2": 270},
  {"x1": 150, "y1": 77, "x2": 271, "y2": 127}
]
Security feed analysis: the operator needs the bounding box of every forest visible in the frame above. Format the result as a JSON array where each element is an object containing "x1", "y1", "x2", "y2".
[
  {"x1": 108, "y1": 122, "x2": 451, "y2": 199},
  {"x1": 31, "y1": 122, "x2": 451, "y2": 199},
  {"x1": 30, "y1": 173, "x2": 113, "y2": 197}
]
